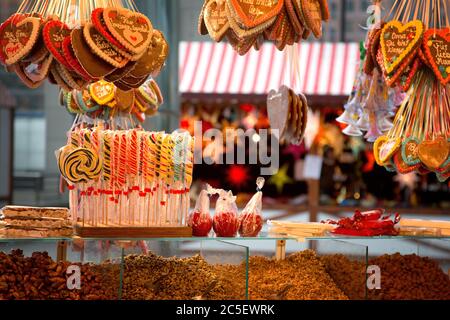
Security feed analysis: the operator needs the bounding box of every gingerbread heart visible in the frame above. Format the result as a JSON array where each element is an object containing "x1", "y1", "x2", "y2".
[
  {"x1": 418, "y1": 138, "x2": 449, "y2": 170},
  {"x1": 83, "y1": 23, "x2": 129, "y2": 68},
  {"x1": 398, "y1": 58, "x2": 421, "y2": 91},
  {"x1": 91, "y1": 8, "x2": 128, "y2": 53},
  {"x1": 89, "y1": 80, "x2": 115, "y2": 105},
  {"x1": 228, "y1": 0, "x2": 284, "y2": 29},
  {"x1": 43, "y1": 20, "x2": 74, "y2": 71},
  {"x1": 393, "y1": 152, "x2": 420, "y2": 174},
  {"x1": 267, "y1": 85, "x2": 290, "y2": 139},
  {"x1": 380, "y1": 20, "x2": 423, "y2": 75},
  {"x1": 423, "y1": 29, "x2": 450, "y2": 85},
  {"x1": 374, "y1": 136, "x2": 400, "y2": 165},
  {"x1": 130, "y1": 29, "x2": 169, "y2": 79},
  {"x1": 0, "y1": 15, "x2": 41, "y2": 66},
  {"x1": 299, "y1": 0, "x2": 323, "y2": 38},
  {"x1": 204, "y1": 0, "x2": 230, "y2": 42},
  {"x1": 401, "y1": 137, "x2": 420, "y2": 165},
  {"x1": 103, "y1": 8, "x2": 153, "y2": 54}
]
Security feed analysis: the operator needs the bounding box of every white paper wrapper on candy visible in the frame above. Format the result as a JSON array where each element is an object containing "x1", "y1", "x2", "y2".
[
  {"x1": 239, "y1": 177, "x2": 265, "y2": 237},
  {"x1": 187, "y1": 190, "x2": 213, "y2": 237},
  {"x1": 210, "y1": 187, "x2": 239, "y2": 237}
]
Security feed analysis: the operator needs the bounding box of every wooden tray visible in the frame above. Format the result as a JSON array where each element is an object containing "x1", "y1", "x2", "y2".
[{"x1": 74, "y1": 224, "x2": 192, "y2": 238}]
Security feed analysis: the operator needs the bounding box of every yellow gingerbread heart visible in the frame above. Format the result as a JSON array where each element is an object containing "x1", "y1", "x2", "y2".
[
  {"x1": 89, "y1": 80, "x2": 115, "y2": 105},
  {"x1": 380, "y1": 20, "x2": 424, "y2": 75},
  {"x1": 374, "y1": 136, "x2": 401, "y2": 165}
]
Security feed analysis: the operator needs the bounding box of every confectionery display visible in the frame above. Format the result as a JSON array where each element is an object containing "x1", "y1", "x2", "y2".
[
  {"x1": 0, "y1": 250, "x2": 120, "y2": 300},
  {"x1": 0, "y1": 206, "x2": 72, "y2": 238},
  {"x1": 1, "y1": 248, "x2": 449, "y2": 300},
  {"x1": 0, "y1": 3, "x2": 168, "y2": 91},
  {"x1": 57, "y1": 127, "x2": 194, "y2": 229},
  {"x1": 198, "y1": 0, "x2": 329, "y2": 54},
  {"x1": 59, "y1": 78, "x2": 163, "y2": 123},
  {"x1": 0, "y1": 0, "x2": 449, "y2": 303},
  {"x1": 122, "y1": 253, "x2": 245, "y2": 300},
  {"x1": 322, "y1": 253, "x2": 450, "y2": 300}
]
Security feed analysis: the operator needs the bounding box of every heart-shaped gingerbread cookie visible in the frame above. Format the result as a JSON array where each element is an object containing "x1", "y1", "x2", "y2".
[
  {"x1": 130, "y1": 30, "x2": 169, "y2": 78},
  {"x1": 393, "y1": 151, "x2": 420, "y2": 174},
  {"x1": 401, "y1": 137, "x2": 421, "y2": 166},
  {"x1": 423, "y1": 28, "x2": 450, "y2": 85},
  {"x1": 43, "y1": 20, "x2": 74, "y2": 71},
  {"x1": 374, "y1": 136, "x2": 400, "y2": 165},
  {"x1": 83, "y1": 23, "x2": 129, "y2": 68},
  {"x1": 103, "y1": 8, "x2": 153, "y2": 55},
  {"x1": 228, "y1": 0, "x2": 283, "y2": 29},
  {"x1": 204, "y1": 0, "x2": 230, "y2": 42},
  {"x1": 380, "y1": 20, "x2": 423, "y2": 75},
  {"x1": 267, "y1": 85, "x2": 290, "y2": 140},
  {"x1": 89, "y1": 80, "x2": 115, "y2": 105},
  {"x1": 0, "y1": 15, "x2": 41, "y2": 66},
  {"x1": 418, "y1": 138, "x2": 449, "y2": 170},
  {"x1": 299, "y1": 0, "x2": 323, "y2": 38}
]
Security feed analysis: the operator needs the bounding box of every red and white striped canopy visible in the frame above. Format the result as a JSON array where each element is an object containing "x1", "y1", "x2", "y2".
[{"x1": 179, "y1": 41, "x2": 360, "y2": 96}]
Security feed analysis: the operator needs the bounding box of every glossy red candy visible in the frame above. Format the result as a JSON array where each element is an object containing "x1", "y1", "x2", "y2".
[
  {"x1": 188, "y1": 210, "x2": 212, "y2": 237},
  {"x1": 213, "y1": 211, "x2": 239, "y2": 237},
  {"x1": 239, "y1": 213, "x2": 263, "y2": 237}
]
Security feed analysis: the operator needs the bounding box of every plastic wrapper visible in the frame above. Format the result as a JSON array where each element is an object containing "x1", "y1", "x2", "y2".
[
  {"x1": 187, "y1": 190, "x2": 212, "y2": 237},
  {"x1": 239, "y1": 178, "x2": 265, "y2": 237},
  {"x1": 210, "y1": 187, "x2": 239, "y2": 237}
]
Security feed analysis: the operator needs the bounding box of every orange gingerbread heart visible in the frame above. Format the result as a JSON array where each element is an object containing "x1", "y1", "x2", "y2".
[{"x1": 418, "y1": 138, "x2": 449, "y2": 170}]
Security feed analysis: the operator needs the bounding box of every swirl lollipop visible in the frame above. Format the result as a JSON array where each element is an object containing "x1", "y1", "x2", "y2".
[{"x1": 63, "y1": 148, "x2": 102, "y2": 184}]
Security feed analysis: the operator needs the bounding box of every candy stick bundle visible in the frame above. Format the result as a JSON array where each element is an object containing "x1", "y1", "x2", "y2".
[{"x1": 56, "y1": 124, "x2": 194, "y2": 227}]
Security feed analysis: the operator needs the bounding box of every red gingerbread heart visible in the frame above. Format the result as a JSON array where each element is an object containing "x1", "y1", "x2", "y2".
[
  {"x1": 43, "y1": 20, "x2": 74, "y2": 72},
  {"x1": 423, "y1": 28, "x2": 450, "y2": 85},
  {"x1": 0, "y1": 14, "x2": 41, "y2": 66},
  {"x1": 91, "y1": 8, "x2": 130, "y2": 54}
]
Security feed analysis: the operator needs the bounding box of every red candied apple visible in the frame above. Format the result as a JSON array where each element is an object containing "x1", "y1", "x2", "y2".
[
  {"x1": 213, "y1": 211, "x2": 239, "y2": 237},
  {"x1": 239, "y1": 213, "x2": 263, "y2": 237},
  {"x1": 188, "y1": 211, "x2": 213, "y2": 237}
]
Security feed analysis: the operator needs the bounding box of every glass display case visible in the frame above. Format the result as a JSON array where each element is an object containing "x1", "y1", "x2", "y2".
[{"x1": 0, "y1": 236, "x2": 449, "y2": 300}]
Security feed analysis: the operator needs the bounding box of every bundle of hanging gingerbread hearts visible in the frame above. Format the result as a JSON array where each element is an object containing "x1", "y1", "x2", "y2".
[
  {"x1": 60, "y1": 78, "x2": 163, "y2": 123},
  {"x1": 0, "y1": 7, "x2": 169, "y2": 91},
  {"x1": 198, "y1": 0, "x2": 329, "y2": 55},
  {"x1": 369, "y1": 0, "x2": 450, "y2": 181},
  {"x1": 363, "y1": 6, "x2": 450, "y2": 88}
]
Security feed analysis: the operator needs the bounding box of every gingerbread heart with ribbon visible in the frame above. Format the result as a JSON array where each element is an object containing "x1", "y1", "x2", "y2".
[
  {"x1": 380, "y1": 20, "x2": 423, "y2": 75},
  {"x1": 423, "y1": 28, "x2": 450, "y2": 85},
  {"x1": 103, "y1": 8, "x2": 153, "y2": 55},
  {"x1": 0, "y1": 14, "x2": 41, "y2": 66}
]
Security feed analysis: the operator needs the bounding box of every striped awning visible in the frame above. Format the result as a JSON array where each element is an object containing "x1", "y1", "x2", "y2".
[{"x1": 179, "y1": 41, "x2": 360, "y2": 96}]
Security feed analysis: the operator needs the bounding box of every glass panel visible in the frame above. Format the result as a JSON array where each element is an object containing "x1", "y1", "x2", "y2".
[
  {"x1": 120, "y1": 240, "x2": 248, "y2": 300},
  {"x1": 312, "y1": 239, "x2": 368, "y2": 300}
]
